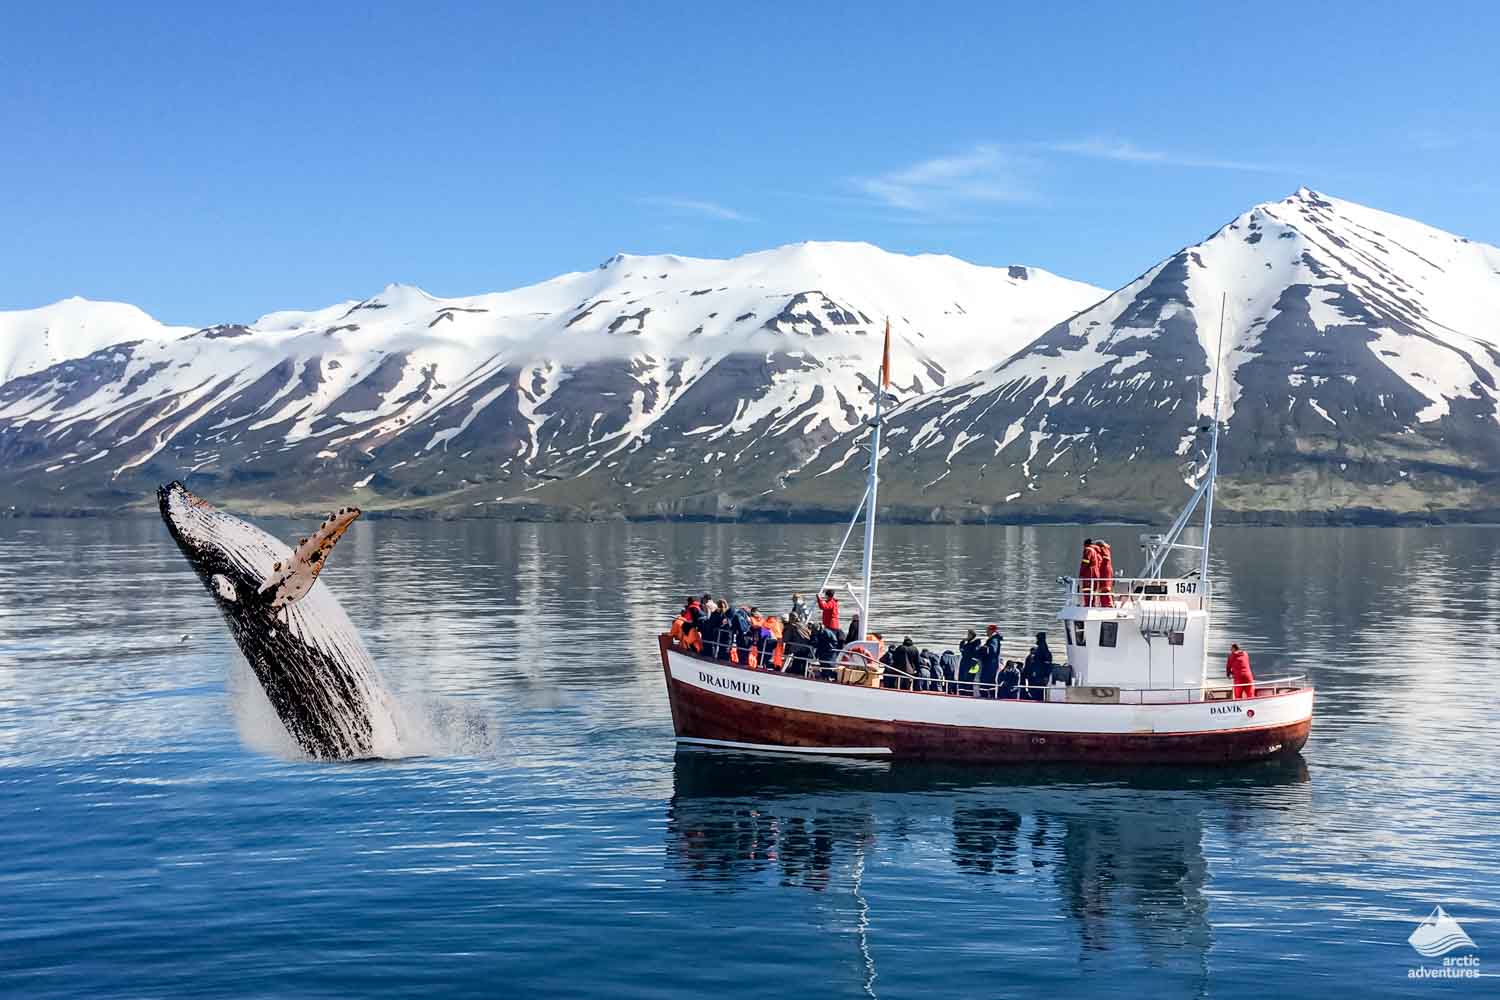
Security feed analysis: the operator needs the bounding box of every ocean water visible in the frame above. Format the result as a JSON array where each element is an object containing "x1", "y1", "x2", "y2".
[{"x1": 1, "y1": 518, "x2": 1496, "y2": 998}]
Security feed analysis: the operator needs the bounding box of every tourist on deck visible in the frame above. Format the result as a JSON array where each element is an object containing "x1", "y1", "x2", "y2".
[
  {"x1": 757, "y1": 620, "x2": 779, "y2": 670},
  {"x1": 997, "y1": 659, "x2": 1022, "y2": 699},
  {"x1": 813, "y1": 626, "x2": 841, "y2": 679},
  {"x1": 1227, "y1": 643, "x2": 1255, "y2": 699},
  {"x1": 790, "y1": 592, "x2": 808, "y2": 623},
  {"x1": 978, "y1": 625, "x2": 1003, "y2": 698},
  {"x1": 714, "y1": 601, "x2": 735, "y2": 661},
  {"x1": 958, "y1": 629, "x2": 982, "y2": 696},
  {"x1": 1078, "y1": 538, "x2": 1102, "y2": 607},
  {"x1": 918, "y1": 649, "x2": 941, "y2": 692},
  {"x1": 939, "y1": 648, "x2": 958, "y2": 694},
  {"x1": 843, "y1": 613, "x2": 862, "y2": 647},
  {"x1": 1021, "y1": 636, "x2": 1052, "y2": 702},
  {"x1": 888, "y1": 637, "x2": 920, "y2": 690},
  {"x1": 817, "y1": 588, "x2": 840, "y2": 632},
  {"x1": 732, "y1": 605, "x2": 755, "y2": 664},
  {"x1": 671, "y1": 597, "x2": 702, "y2": 652},
  {"x1": 784, "y1": 619, "x2": 813, "y2": 676},
  {"x1": 1094, "y1": 540, "x2": 1115, "y2": 608}
]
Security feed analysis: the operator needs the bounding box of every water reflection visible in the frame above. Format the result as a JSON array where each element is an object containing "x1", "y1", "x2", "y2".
[{"x1": 668, "y1": 749, "x2": 1310, "y2": 987}]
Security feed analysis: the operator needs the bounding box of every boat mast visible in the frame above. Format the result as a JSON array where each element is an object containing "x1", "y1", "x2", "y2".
[
  {"x1": 1199, "y1": 293, "x2": 1227, "y2": 594},
  {"x1": 859, "y1": 320, "x2": 891, "y2": 638}
]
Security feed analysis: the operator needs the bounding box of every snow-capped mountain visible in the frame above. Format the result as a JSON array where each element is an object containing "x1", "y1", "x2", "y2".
[
  {"x1": 0, "y1": 297, "x2": 191, "y2": 385},
  {"x1": 788, "y1": 189, "x2": 1500, "y2": 522},
  {"x1": 0, "y1": 242, "x2": 1103, "y2": 513}
]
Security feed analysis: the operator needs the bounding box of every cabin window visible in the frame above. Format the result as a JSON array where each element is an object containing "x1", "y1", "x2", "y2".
[
  {"x1": 1099, "y1": 622, "x2": 1118, "y2": 648},
  {"x1": 1073, "y1": 620, "x2": 1086, "y2": 647},
  {"x1": 1168, "y1": 631, "x2": 1185, "y2": 646}
]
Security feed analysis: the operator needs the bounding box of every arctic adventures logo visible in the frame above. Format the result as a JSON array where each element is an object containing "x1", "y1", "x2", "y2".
[{"x1": 1407, "y1": 906, "x2": 1480, "y2": 980}]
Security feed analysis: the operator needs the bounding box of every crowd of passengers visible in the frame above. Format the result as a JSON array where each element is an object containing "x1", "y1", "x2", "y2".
[{"x1": 669, "y1": 588, "x2": 1077, "y2": 698}]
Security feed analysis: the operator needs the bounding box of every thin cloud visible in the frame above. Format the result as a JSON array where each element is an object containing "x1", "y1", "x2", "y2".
[
  {"x1": 853, "y1": 144, "x2": 1035, "y2": 217},
  {"x1": 638, "y1": 196, "x2": 754, "y2": 222},
  {"x1": 1045, "y1": 137, "x2": 1295, "y2": 173}
]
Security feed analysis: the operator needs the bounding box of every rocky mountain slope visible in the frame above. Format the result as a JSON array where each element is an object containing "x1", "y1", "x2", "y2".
[
  {"x1": 0, "y1": 243, "x2": 1103, "y2": 515},
  {"x1": 784, "y1": 189, "x2": 1500, "y2": 523}
]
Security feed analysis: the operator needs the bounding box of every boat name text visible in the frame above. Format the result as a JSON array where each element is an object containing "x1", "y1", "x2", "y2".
[
  {"x1": 1209, "y1": 704, "x2": 1243, "y2": 715},
  {"x1": 699, "y1": 671, "x2": 761, "y2": 697}
]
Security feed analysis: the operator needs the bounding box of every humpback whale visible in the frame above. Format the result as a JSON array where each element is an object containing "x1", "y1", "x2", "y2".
[{"x1": 158, "y1": 480, "x2": 402, "y2": 759}]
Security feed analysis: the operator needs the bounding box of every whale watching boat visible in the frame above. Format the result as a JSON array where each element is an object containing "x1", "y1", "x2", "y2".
[{"x1": 658, "y1": 316, "x2": 1315, "y2": 763}]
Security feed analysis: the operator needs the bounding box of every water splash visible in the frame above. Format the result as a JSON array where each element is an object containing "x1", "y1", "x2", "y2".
[{"x1": 228, "y1": 655, "x2": 504, "y2": 762}]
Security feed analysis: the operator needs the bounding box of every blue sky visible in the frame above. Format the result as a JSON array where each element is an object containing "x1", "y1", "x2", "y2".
[{"x1": 3, "y1": 2, "x2": 1496, "y2": 324}]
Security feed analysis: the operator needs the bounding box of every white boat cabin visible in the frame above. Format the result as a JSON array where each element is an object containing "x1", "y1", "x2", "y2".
[{"x1": 1056, "y1": 575, "x2": 1213, "y2": 702}]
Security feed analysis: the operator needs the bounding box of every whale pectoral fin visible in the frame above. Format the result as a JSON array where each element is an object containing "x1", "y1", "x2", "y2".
[{"x1": 257, "y1": 506, "x2": 362, "y2": 608}]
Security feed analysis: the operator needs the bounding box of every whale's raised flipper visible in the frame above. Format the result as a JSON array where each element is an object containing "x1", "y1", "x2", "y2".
[{"x1": 258, "y1": 506, "x2": 362, "y2": 609}]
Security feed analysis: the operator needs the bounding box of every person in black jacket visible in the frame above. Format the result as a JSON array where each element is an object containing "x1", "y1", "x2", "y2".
[
  {"x1": 978, "y1": 625, "x2": 1003, "y2": 698},
  {"x1": 886, "y1": 637, "x2": 918, "y2": 690},
  {"x1": 703, "y1": 603, "x2": 726, "y2": 659},
  {"x1": 1023, "y1": 631, "x2": 1055, "y2": 700},
  {"x1": 997, "y1": 660, "x2": 1022, "y2": 699},
  {"x1": 958, "y1": 630, "x2": 981, "y2": 696},
  {"x1": 813, "y1": 626, "x2": 840, "y2": 679},
  {"x1": 784, "y1": 620, "x2": 813, "y2": 676}
]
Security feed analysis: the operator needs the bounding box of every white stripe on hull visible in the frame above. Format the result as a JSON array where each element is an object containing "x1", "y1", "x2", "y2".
[{"x1": 668, "y1": 651, "x2": 1313, "y2": 737}]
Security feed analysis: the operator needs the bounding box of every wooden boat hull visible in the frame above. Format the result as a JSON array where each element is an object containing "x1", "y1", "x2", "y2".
[{"x1": 660, "y1": 637, "x2": 1312, "y2": 765}]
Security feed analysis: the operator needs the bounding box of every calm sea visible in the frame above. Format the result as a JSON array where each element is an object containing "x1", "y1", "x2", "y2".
[{"x1": 1, "y1": 518, "x2": 1496, "y2": 998}]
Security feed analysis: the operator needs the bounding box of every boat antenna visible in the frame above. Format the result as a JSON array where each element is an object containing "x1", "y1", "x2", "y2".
[
  {"x1": 858, "y1": 320, "x2": 891, "y2": 639},
  {"x1": 1199, "y1": 292, "x2": 1227, "y2": 590}
]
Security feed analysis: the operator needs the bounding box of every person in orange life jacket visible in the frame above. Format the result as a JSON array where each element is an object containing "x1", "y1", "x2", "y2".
[
  {"x1": 670, "y1": 597, "x2": 698, "y2": 650},
  {"x1": 1078, "y1": 538, "x2": 1101, "y2": 607},
  {"x1": 1094, "y1": 540, "x2": 1115, "y2": 608},
  {"x1": 1227, "y1": 643, "x2": 1255, "y2": 699},
  {"x1": 817, "y1": 588, "x2": 840, "y2": 632},
  {"x1": 756, "y1": 620, "x2": 778, "y2": 669},
  {"x1": 687, "y1": 594, "x2": 711, "y2": 651},
  {"x1": 766, "y1": 615, "x2": 786, "y2": 669}
]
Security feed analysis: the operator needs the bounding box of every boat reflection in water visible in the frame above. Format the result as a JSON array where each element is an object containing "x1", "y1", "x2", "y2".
[{"x1": 666, "y1": 749, "x2": 1310, "y2": 993}]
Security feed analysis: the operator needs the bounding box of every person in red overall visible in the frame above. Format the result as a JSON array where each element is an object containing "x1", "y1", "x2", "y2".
[
  {"x1": 1227, "y1": 643, "x2": 1255, "y2": 699},
  {"x1": 1078, "y1": 539, "x2": 1101, "y2": 607},
  {"x1": 1095, "y1": 540, "x2": 1115, "y2": 608},
  {"x1": 817, "y1": 588, "x2": 840, "y2": 632}
]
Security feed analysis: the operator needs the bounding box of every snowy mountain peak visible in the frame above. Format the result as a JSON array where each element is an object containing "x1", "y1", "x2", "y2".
[
  {"x1": 0, "y1": 297, "x2": 192, "y2": 384},
  {"x1": 814, "y1": 190, "x2": 1500, "y2": 523},
  {"x1": 0, "y1": 242, "x2": 1104, "y2": 512}
]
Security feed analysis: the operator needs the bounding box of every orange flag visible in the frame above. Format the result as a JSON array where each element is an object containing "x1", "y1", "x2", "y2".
[{"x1": 881, "y1": 319, "x2": 891, "y2": 388}]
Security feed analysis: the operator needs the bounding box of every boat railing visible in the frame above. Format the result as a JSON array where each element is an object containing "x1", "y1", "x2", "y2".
[
  {"x1": 670, "y1": 639, "x2": 1307, "y2": 703},
  {"x1": 1061, "y1": 575, "x2": 1209, "y2": 610}
]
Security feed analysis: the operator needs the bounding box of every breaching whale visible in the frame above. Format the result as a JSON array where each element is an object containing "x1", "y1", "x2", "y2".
[{"x1": 158, "y1": 480, "x2": 401, "y2": 759}]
